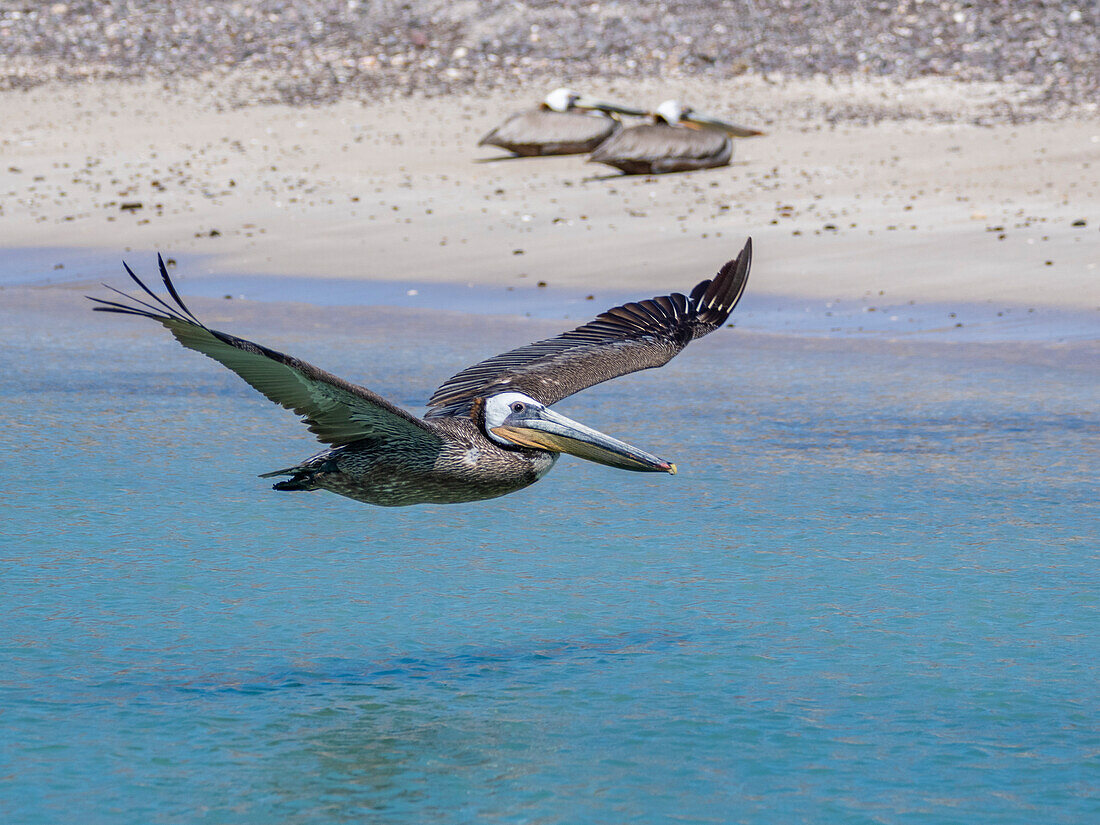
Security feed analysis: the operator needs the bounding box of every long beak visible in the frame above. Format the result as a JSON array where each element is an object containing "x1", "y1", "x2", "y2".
[
  {"x1": 492, "y1": 407, "x2": 676, "y2": 474},
  {"x1": 683, "y1": 112, "x2": 764, "y2": 137},
  {"x1": 573, "y1": 95, "x2": 648, "y2": 118}
]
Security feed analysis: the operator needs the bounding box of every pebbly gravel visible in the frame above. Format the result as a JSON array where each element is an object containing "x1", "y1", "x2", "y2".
[{"x1": 1, "y1": 1, "x2": 1097, "y2": 119}]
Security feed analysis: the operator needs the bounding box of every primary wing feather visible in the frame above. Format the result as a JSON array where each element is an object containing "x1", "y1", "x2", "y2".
[
  {"x1": 89, "y1": 257, "x2": 440, "y2": 448},
  {"x1": 426, "y1": 239, "x2": 752, "y2": 417}
]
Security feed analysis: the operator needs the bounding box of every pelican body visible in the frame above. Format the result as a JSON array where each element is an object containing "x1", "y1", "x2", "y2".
[
  {"x1": 479, "y1": 88, "x2": 647, "y2": 157},
  {"x1": 89, "y1": 240, "x2": 753, "y2": 507},
  {"x1": 589, "y1": 100, "x2": 764, "y2": 174}
]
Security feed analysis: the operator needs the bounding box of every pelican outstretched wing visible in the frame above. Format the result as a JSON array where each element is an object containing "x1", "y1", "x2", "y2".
[
  {"x1": 426, "y1": 238, "x2": 752, "y2": 418},
  {"x1": 89, "y1": 257, "x2": 440, "y2": 448}
]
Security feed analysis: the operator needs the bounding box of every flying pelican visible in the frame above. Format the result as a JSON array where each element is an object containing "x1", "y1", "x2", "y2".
[
  {"x1": 88, "y1": 240, "x2": 752, "y2": 507},
  {"x1": 478, "y1": 88, "x2": 647, "y2": 157},
  {"x1": 589, "y1": 99, "x2": 764, "y2": 174}
]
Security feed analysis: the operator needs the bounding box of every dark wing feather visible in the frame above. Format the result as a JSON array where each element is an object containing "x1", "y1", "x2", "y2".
[
  {"x1": 89, "y1": 256, "x2": 440, "y2": 448},
  {"x1": 590, "y1": 123, "x2": 729, "y2": 165},
  {"x1": 426, "y1": 239, "x2": 752, "y2": 417}
]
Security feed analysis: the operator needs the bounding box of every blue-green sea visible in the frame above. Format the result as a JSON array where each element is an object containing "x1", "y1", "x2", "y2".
[{"x1": 1, "y1": 272, "x2": 1097, "y2": 824}]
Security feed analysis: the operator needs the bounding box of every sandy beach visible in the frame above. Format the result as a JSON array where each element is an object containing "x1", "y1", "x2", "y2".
[{"x1": 2, "y1": 73, "x2": 1097, "y2": 314}]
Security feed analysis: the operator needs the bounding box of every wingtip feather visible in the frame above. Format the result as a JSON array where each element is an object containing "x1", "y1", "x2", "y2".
[
  {"x1": 693, "y1": 237, "x2": 752, "y2": 326},
  {"x1": 155, "y1": 253, "x2": 201, "y2": 324}
]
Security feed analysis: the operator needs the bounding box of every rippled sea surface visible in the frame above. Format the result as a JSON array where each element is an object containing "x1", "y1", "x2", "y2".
[{"x1": 2, "y1": 286, "x2": 1097, "y2": 824}]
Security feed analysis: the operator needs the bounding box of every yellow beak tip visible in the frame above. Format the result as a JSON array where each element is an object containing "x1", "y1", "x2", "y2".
[{"x1": 667, "y1": 463, "x2": 678, "y2": 475}]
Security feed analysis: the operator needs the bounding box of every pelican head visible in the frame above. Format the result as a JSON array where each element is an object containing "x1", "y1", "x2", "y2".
[
  {"x1": 655, "y1": 99, "x2": 687, "y2": 125},
  {"x1": 481, "y1": 391, "x2": 676, "y2": 474},
  {"x1": 542, "y1": 87, "x2": 647, "y2": 117},
  {"x1": 655, "y1": 99, "x2": 764, "y2": 137},
  {"x1": 543, "y1": 87, "x2": 581, "y2": 112}
]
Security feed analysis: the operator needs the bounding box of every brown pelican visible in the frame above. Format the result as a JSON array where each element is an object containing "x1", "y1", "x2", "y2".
[
  {"x1": 478, "y1": 88, "x2": 647, "y2": 157},
  {"x1": 589, "y1": 99, "x2": 764, "y2": 174},
  {"x1": 88, "y1": 240, "x2": 752, "y2": 507}
]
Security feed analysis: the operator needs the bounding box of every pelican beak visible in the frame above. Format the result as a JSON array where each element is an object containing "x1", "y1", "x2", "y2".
[
  {"x1": 573, "y1": 95, "x2": 648, "y2": 118},
  {"x1": 683, "y1": 111, "x2": 764, "y2": 137},
  {"x1": 492, "y1": 407, "x2": 676, "y2": 474}
]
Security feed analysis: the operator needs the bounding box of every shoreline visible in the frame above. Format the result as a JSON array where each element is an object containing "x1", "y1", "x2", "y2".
[{"x1": 7, "y1": 268, "x2": 1098, "y2": 347}]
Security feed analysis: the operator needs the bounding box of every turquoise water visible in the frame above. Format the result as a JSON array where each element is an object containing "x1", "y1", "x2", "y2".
[{"x1": 2, "y1": 285, "x2": 1098, "y2": 823}]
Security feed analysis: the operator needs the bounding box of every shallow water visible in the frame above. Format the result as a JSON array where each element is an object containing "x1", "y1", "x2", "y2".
[
  {"x1": 5, "y1": 245, "x2": 1098, "y2": 341},
  {"x1": 2, "y1": 285, "x2": 1098, "y2": 824}
]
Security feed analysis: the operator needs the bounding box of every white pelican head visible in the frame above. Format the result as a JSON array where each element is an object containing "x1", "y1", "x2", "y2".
[
  {"x1": 655, "y1": 99, "x2": 687, "y2": 125},
  {"x1": 542, "y1": 88, "x2": 648, "y2": 117},
  {"x1": 481, "y1": 391, "x2": 676, "y2": 473},
  {"x1": 543, "y1": 88, "x2": 581, "y2": 112}
]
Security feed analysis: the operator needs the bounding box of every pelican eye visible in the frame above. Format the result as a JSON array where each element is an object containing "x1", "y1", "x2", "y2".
[{"x1": 510, "y1": 402, "x2": 526, "y2": 413}]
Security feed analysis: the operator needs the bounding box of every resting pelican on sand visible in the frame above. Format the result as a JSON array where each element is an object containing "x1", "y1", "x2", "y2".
[
  {"x1": 478, "y1": 87, "x2": 647, "y2": 157},
  {"x1": 88, "y1": 240, "x2": 752, "y2": 507},
  {"x1": 589, "y1": 99, "x2": 764, "y2": 174}
]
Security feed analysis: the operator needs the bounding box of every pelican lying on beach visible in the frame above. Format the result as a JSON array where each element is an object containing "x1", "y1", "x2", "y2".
[
  {"x1": 479, "y1": 88, "x2": 647, "y2": 157},
  {"x1": 88, "y1": 240, "x2": 752, "y2": 507},
  {"x1": 589, "y1": 100, "x2": 764, "y2": 174}
]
